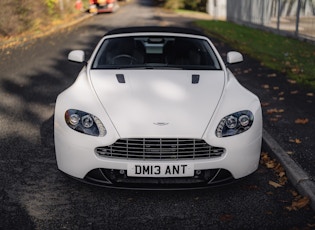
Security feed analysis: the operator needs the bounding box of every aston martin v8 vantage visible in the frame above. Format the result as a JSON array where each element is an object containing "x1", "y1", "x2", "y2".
[{"x1": 54, "y1": 27, "x2": 262, "y2": 189}]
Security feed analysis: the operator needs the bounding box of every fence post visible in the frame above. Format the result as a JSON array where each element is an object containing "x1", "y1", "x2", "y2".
[
  {"x1": 261, "y1": 0, "x2": 264, "y2": 25},
  {"x1": 277, "y1": 0, "x2": 281, "y2": 31},
  {"x1": 295, "y1": 0, "x2": 301, "y2": 37},
  {"x1": 59, "y1": 0, "x2": 64, "y2": 11}
]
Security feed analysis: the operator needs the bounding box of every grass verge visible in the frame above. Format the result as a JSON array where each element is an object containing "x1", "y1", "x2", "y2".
[{"x1": 194, "y1": 20, "x2": 315, "y2": 90}]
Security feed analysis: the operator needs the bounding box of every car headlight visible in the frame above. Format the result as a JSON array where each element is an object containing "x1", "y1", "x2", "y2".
[
  {"x1": 65, "y1": 109, "x2": 106, "y2": 137},
  {"x1": 216, "y1": 110, "x2": 254, "y2": 138}
]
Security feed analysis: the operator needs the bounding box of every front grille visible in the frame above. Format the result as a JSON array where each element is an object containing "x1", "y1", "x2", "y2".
[{"x1": 95, "y1": 138, "x2": 225, "y2": 160}]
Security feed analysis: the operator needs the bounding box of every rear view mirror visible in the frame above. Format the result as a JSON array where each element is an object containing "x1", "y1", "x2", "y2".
[
  {"x1": 227, "y1": 51, "x2": 243, "y2": 64},
  {"x1": 68, "y1": 50, "x2": 85, "y2": 63}
]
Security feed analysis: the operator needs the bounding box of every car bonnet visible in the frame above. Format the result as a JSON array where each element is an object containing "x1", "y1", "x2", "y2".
[{"x1": 89, "y1": 69, "x2": 225, "y2": 138}]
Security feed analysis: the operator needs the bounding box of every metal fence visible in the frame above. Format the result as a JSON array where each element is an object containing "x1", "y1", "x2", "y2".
[{"x1": 225, "y1": 0, "x2": 315, "y2": 41}]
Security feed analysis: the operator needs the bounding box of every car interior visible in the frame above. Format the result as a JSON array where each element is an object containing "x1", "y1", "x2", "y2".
[{"x1": 92, "y1": 36, "x2": 221, "y2": 70}]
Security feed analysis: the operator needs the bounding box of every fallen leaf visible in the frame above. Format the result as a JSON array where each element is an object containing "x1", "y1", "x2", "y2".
[
  {"x1": 261, "y1": 152, "x2": 269, "y2": 159},
  {"x1": 278, "y1": 176, "x2": 288, "y2": 185},
  {"x1": 278, "y1": 92, "x2": 285, "y2": 96},
  {"x1": 266, "y1": 161, "x2": 276, "y2": 169},
  {"x1": 267, "y1": 108, "x2": 284, "y2": 114},
  {"x1": 274, "y1": 163, "x2": 283, "y2": 172},
  {"x1": 279, "y1": 97, "x2": 285, "y2": 101},
  {"x1": 269, "y1": 180, "x2": 282, "y2": 188},
  {"x1": 294, "y1": 118, "x2": 309, "y2": 124},
  {"x1": 290, "y1": 90, "x2": 298, "y2": 94},
  {"x1": 267, "y1": 73, "x2": 277, "y2": 78},
  {"x1": 287, "y1": 151, "x2": 294, "y2": 155},
  {"x1": 261, "y1": 102, "x2": 270, "y2": 107},
  {"x1": 262, "y1": 84, "x2": 270, "y2": 89},
  {"x1": 306, "y1": 92, "x2": 314, "y2": 97},
  {"x1": 262, "y1": 153, "x2": 287, "y2": 186},
  {"x1": 261, "y1": 153, "x2": 274, "y2": 167},
  {"x1": 273, "y1": 86, "x2": 280, "y2": 90},
  {"x1": 279, "y1": 171, "x2": 286, "y2": 177},
  {"x1": 286, "y1": 196, "x2": 310, "y2": 211},
  {"x1": 219, "y1": 214, "x2": 234, "y2": 222},
  {"x1": 290, "y1": 190, "x2": 298, "y2": 197},
  {"x1": 287, "y1": 79, "x2": 297, "y2": 84},
  {"x1": 291, "y1": 68, "x2": 300, "y2": 73},
  {"x1": 266, "y1": 109, "x2": 276, "y2": 114},
  {"x1": 289, "y1": 138, "x2": 302, "y2": 144}
]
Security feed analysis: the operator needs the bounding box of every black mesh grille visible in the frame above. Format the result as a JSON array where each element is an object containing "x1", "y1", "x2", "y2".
[{"x1": 84, "y1": 168, "x2": 235, "y2": 189}]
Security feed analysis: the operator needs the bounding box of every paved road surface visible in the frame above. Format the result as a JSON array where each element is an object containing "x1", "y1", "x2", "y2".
[{"x1": 0, "y1": 0, "x2": 314, "y2": 229}]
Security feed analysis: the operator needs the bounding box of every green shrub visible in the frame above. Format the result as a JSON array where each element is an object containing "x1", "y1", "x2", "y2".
[
  {"x1": 163, "y1": 0, "x2": 206, "y2": 12},
  {"x1": 0, "y1": 0, "x2": 89, "y2": 37},
  {"x1": 164, "y1": 0, "x2": 184, "y2": 10}
]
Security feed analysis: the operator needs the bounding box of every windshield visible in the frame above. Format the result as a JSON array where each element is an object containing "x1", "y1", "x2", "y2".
[{"x1": 92, "y1": 36, "x2": 222, "y2": 70}]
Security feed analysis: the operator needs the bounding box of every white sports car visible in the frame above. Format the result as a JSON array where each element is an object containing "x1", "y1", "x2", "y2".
[{"x1": 54, "y1": 27, "x2": 262, "y2": 189}]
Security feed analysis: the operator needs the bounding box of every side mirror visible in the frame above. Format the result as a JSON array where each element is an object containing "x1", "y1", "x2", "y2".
[
  {"x1": 68, "y1": 50, "x2": 85, "y2": 63},
  {"x1": 226, "y1": 51, "x2": 243, "y2": 64}
]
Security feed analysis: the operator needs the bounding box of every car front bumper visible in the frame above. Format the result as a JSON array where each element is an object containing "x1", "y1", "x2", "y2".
[{"x1": 55, "y1": 124, "x2": 262, "y2": 189}]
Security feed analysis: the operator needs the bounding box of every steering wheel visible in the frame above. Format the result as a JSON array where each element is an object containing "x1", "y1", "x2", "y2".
[{"x1": 112, "y1": 54, "x2": 137, "y2": 65}]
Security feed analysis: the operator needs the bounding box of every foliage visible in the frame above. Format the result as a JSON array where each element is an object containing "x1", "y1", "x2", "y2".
[
  {"x1": 162, "y1": 0, "x2": 207, "y2": 12},
  {"x1": 164, "y1": 0, "x2": 184, "y2": 10},
  {"x1": 0, "y1": 0, "x2": 89, "y2": 37},
  {"x1": 45, "y1": 0, "x2": 59, "y2": 15},
  {"x1": 195, "y1": 20, "x2": 315, "y2": 90},
  {"x1": 183, "y1": 0, "x2": 207, "y2": 12}
]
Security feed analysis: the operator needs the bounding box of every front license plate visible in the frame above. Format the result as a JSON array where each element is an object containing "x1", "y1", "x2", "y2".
[{"x1": 127, "y1": 163, "x2": 194, "y2": 177}]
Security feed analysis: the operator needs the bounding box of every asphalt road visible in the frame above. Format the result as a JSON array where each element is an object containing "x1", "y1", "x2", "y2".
[{"x1": 0, "y1": 0, "x2": 314, "y2": 229}]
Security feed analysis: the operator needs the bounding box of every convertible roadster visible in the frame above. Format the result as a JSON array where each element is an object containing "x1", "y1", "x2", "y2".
[{"x1": 54, "y1": 27, "x2": 262, "y2": 189}]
